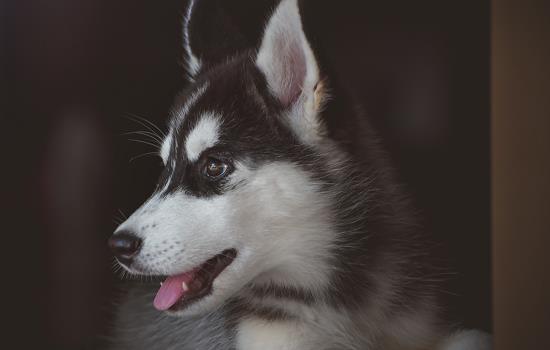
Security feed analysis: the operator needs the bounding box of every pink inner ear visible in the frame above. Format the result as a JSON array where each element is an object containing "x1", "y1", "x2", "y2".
[
  {"x1": 263, "y1": 23, "x2": 308, "y2": 108},
  {"x1": 256, "y1": 0, "x2": 317, "y2": 108},
  {"x1": 279, "y1": 44, "x2": 307, "y2": 107}
]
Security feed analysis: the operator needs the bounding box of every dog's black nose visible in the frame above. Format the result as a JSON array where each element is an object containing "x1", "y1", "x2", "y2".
[{"x1": 108, "y1": 231, "x2": 142, "y2": 265}]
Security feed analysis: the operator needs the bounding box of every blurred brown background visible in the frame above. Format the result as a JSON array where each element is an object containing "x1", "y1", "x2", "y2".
[
  {"x1": 492, "y1": 0, "x2": 550, "y2": 349},
  {"x1": 3, "y1": 0, "x2": 495, "y2": 348}
]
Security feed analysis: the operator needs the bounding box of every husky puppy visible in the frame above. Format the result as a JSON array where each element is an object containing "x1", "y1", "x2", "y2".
[{"x1": 108, "y1": 0, "x2": 491, "y2": 349}]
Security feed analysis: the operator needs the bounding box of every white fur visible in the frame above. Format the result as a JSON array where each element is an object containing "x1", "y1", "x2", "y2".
[
  {"x1": 160, "y1": 132, "x2": 172, "y2": 164},
  {"x1": 237, "y1": 318, "x2": 322, "y2": 350},
  {"x1": 239, "y1": 295, "x2": 363, "y2": 350},
  {"x1": 116, "y1": 187, "x2": 243, "y2": 316},
  {"x1": 240, "y1": 162, "x2": 335, "y2": 293},
  {"x1": 439, "y1": 330, "x2": 492, "y2": 350},
  {"x1": 116, "y1": 161, "x2": 335, "y2": 316},
  {"x1": 184, "y1": 112, "x2": 221, "y2": 162},
  {"x1": 183, "y1": 0, "x2": 201, "y2": 77}
]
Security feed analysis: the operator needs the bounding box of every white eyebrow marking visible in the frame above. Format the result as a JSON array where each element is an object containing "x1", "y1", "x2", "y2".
[{"x1": 185, "y1": 112, "x2": 221, "y2": 162}]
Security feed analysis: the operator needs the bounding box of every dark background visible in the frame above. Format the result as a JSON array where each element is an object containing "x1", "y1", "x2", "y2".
[{"x1": 3, "y1": 0, "x2": 490, "y2": 348}]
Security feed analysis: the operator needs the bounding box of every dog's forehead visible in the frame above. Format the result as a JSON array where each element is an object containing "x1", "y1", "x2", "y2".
[
  {"x1": 170, "y1": 82, "x2": 217, "y2": 162},
  {"x1": 165, "y1": 65, "x2": 280, "y2": 161}
]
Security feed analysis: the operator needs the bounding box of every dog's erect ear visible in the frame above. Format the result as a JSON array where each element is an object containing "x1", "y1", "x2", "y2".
[
  {"x1": 256, "y1": 0, "x2": 320, "y2": 108},
  {"x1": 183, "y1": 0, "x2": 275, "y2": 79},
  {"x1": 256, "y1": 0, "x2": 326, "y2": 143},
  {"x1": 183, "y1": 0, "x2": 246, "y2": 78}
]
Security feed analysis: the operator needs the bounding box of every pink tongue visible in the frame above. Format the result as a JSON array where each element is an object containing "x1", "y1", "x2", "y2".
[{"x1": 153, "y1": 271, "x2": 195, "y2": 311}]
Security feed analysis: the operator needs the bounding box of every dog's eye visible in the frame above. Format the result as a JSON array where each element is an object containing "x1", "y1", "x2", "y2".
[{"x1": 204, "y1": 157, "x2": 229, "y2": 179}]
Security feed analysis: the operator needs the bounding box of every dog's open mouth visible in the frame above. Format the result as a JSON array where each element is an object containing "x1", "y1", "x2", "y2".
[{"x1": 153, "y1": 249, "x2": 237, "y2": 311}]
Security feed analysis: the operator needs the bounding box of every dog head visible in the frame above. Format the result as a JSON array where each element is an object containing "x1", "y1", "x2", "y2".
[{"x1": 111, "y1": 0, "x2": 340, "y2": 316}]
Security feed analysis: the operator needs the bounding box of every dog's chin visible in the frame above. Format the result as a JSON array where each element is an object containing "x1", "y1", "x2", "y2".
[{"x1": 163, "y1": 287, "x2": 228, "y2": 317}]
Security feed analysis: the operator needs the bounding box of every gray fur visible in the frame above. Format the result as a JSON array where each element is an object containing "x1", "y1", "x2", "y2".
[{"x1": 109, "y1": 285, "x2": 234, "y2": 350}]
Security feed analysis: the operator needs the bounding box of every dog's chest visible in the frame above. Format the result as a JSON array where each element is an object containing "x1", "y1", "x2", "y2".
[{"x1": 236, "y1": 317, "x2": 323, "y2": 350}]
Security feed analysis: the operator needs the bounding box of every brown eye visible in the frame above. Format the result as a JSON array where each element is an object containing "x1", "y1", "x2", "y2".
[{"x1": 204, "y1": 157, "x2": 229, "y2": 179}]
